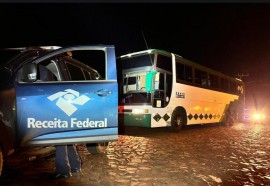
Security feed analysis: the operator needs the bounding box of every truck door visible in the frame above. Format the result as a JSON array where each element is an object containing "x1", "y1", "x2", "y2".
[{"x1": 15, "y1": 46, "x2": 118, "y2": 146}]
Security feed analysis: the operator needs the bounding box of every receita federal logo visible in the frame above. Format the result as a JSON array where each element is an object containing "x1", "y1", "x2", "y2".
[{"x1": 47, "y1": 89, "x2": 90, "y2": 116}]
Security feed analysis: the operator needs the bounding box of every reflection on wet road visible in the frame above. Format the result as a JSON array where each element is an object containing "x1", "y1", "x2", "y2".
[{"x1": 1, "y1": 122, "x2": 270, "y2": 185}]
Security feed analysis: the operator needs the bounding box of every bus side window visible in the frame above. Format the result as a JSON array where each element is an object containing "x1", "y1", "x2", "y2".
[
  {"x1": 176, "y1": 62, "x2": 185, "y2": 81},
  {"x1": 230, "y1": 81, "x2": 234, "y2": 94},
  {"x1": 201, "y1": 72, "x2": 209, "y2": 86},
  {"x1": 195, "y1": 69, "x2": 202, "y2": 85},
  {"x1": 209, "y1": 74, "x2": 219, "y2": 89},
  {"x1": 185, "y1": 66, "x2": 193, "y2": 82},
  {"x1": 220, "y1": 78, "x2": 229, "y2": 92}
]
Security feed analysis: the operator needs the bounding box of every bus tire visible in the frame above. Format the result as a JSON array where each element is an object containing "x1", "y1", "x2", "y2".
[
  {"x1": 171, "y1": 107, "x2": 187, "y2": 132},
  {"x1": 0, "y1": 146, "x2": 3, "y2": 177},
  {"x1": 86, "y1": 142, "x2": 109, "y2": 155}
]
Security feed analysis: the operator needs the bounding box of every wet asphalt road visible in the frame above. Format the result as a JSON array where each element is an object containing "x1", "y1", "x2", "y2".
[{"x1": 1, "y1": 122, "x2": 270, "y2": 186}]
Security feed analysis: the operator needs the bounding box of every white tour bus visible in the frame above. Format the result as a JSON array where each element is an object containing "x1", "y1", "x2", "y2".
[{"x1": 117, "y1": 49, "x2": 244, "y2": 131}]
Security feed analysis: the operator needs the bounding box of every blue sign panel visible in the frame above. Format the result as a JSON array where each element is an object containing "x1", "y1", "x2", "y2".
[{"x1": 15, "y1": 82, "x2": 118, "y2": 145}]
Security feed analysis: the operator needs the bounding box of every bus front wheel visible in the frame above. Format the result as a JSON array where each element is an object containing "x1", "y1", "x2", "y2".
[{"x1": 171, "y1": 108, "x2": 187, "y2": 132}]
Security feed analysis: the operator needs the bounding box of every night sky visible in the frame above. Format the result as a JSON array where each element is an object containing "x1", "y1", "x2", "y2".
[{"x1": 0, "y1": 3, "x2": 270, "y2": 109}]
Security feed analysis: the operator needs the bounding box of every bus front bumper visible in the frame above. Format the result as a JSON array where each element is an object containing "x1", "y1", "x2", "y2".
[{"x1": 119, "y1": 113, "x2": 151, "y2": 128}]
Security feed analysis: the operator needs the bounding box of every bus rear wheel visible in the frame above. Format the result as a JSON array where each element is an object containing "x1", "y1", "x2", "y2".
[
  {"x1": 86, "y1": 142, "x2": 109, "y2": 155},
  {"x1": 171, "y1": 108, "x2": 186, "y2": 132}
]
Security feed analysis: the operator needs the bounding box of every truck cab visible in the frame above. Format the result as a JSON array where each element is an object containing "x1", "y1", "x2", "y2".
[{"x1": 0, "y1": 45, "x2": 118, "y2": 176}]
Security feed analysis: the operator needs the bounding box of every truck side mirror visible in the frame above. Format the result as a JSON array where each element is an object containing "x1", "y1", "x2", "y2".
[{"x1": 19, "y1": 63, "x2": 37, "y2": 83}]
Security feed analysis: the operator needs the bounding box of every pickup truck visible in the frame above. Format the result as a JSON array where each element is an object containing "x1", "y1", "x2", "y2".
[{"x1": 0, "y1": 45, "x2": 118, "y2": 176}]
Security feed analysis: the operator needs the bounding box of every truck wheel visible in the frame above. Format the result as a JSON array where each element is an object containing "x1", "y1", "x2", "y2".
[
  {"x1": 171, "y1": 108, "x2": 186, "y2": 132},
  {"x1": 0, "y1": 146, "x2": 3, "y2": 177},
  {"x1": 86, "y1": 142, "x2": 109, "y2": 155}
]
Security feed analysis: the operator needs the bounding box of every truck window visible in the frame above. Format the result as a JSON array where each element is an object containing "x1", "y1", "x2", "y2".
[
  {"x1": 37, "y1": 64, "x2": 58, "y2": 81},
  {"x1": 17, "y1": 59, "x2": 61, "y2": 83},
  {"x1": 65, "y1": 63, "x2": 85, "y2": 80}
]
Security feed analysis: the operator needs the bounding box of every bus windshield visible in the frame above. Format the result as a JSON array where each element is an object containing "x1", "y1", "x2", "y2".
[
  {"x1": 118, "y1": 53, "x2": 155, "y2": 105},
  {"x1": 122, "y1": 92, "x2": 152, "y2": 104},
  {"x1": 123, "y1": 73, "x2": 147, "y2": 92},
  {"x1": 121, "y1": 72, "x2": 152, "y2": 104},
  {"x1": 120, "y1": 54, "x2": 154, "y2": 70}
]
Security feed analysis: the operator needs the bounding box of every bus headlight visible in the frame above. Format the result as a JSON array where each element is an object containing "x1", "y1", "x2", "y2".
[
  {"x1": 252, "y1": 113, "x2": 265, "y2": 121},
  {"x1": 132, "y1": 109, "x2": 149, "y2": 114}
]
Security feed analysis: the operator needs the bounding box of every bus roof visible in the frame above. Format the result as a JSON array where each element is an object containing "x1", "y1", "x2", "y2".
[
  {"x1": 119, "y1": 49, "x2": 242, "y2": 83},
  {"x1": 119, "y1": 49, "x2": 172, "y2": 58}
]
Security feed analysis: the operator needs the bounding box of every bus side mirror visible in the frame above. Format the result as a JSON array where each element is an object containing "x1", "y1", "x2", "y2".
[
  {"x1": 146, "y1": 70, "x2": 157, "y2": 92},
  {"x1": 19, "y1": 63, "x2": 37, "y2": 83}
]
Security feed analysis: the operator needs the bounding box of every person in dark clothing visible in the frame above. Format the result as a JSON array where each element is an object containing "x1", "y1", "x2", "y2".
[
  {"x1": 226, "y1": 109, "x2": 234, "y2": 126},
  {"x1": 49, "y1": 145, "x2": 81, "y2": 179}
]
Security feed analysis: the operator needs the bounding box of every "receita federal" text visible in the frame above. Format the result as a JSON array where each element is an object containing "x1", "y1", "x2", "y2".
[{"x1": 27, "y1": 118, "x2": 107, "y2": 128}]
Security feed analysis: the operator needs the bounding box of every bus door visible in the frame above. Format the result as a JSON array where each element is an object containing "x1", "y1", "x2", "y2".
[
  {"x1": 15, "y1": 46, "x2": 118, "y2": 146},
  {"x1": 152, "y1": 72, "x2": 172, "y2": 108},
  {"x1": 149, "y1": 71, "x2": 172, "y2": 127}
]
